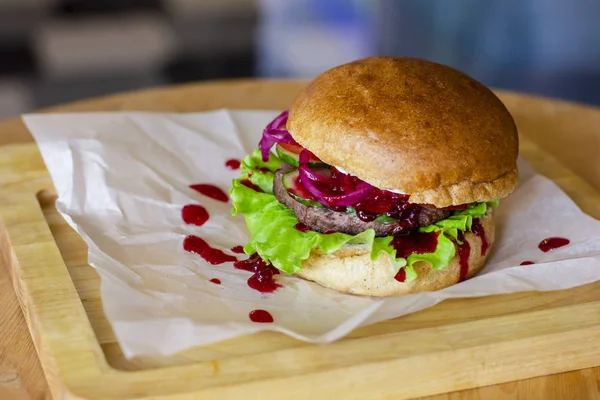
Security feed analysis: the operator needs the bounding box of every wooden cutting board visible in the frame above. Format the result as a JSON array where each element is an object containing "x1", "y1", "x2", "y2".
[{"x1": 1, "y1": 81, "x2": 600, "y2": 400}]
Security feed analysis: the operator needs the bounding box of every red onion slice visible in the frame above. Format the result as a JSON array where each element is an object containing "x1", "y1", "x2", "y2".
[
  {"x1": 258, "y1": 110, "x2": 298, "y2": 161},
  {"x1": 299, "y1": 167, "x2": 374, "y2": 206},
  {"x1": 298, "y1": 148, "x2": 312, "y2": 165},
  {"x1": 298, "y1": 165, "x2": 334, "y2": 185},
  {"x1": 298, "y1": 149, "x2": 373, "y2": 207},
  {"x1": 298, "y1": 149, "x2": 335, "y2": 184},
  {"x1": 268, "y1": 111, "x2": 288, "y2": 130}
]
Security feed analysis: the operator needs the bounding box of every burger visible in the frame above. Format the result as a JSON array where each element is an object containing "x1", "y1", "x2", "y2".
[{"x1": 230, "y1": 56, "x2": 518, "y2": 297}]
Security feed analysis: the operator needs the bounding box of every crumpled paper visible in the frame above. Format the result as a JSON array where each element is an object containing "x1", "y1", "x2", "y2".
[{"x1": 23, "y1": 110, "x2": 600, "y2": 358}]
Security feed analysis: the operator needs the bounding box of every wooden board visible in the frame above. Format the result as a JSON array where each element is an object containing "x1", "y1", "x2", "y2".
[{"x1": 1, "y1": 83, "x2": 600, "y2": 400}]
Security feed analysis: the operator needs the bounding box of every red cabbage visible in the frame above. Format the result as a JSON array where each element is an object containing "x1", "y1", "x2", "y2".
[
  {"x1": 258, "y1": 110, "x2": 298, "y2": 161},
  {"x1": 298, "y1": 149, "x2": 374, "y2": 207}
]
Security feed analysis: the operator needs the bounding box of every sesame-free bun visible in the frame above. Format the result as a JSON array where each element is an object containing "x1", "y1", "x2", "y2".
[
  {"x1": 297, "y1": 209, "x2": 494, "y2": 297},
  {"x1": 287, "y1": 56, "x2": 519, "y2": 207}
]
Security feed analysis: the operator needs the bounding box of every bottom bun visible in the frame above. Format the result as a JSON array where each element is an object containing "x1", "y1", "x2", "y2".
[{"x1": 297, "y1": 210, "x2": 495, "y2": 297}]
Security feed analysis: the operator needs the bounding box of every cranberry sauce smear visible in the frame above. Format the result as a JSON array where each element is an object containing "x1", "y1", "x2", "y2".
[
  {"x1": 391, "y1": 232, "x2": 439, "y2": 283},
  {"x1": 520, "y1": 261, "x2": 535, "y2": 266},
  {"x1": 181, "y1": 204, "x2": 209, "y2": 226},
  {"x1": 209, "y1": 278, "x2": 221, "y2": 284},
  {"x1": 294, "y1": 222, "x2": 311, "y2": 232},
  {"x1": 394, "y1": 268, "x2": 406, "y2": 283},
  {"x1": 390, "y1": 231, "x2": 439, "y2": 259},
  {"x1": 240, "y1": 178, "x2": 263, "y2": 192},
  {"x1": 471, "y1": 218, "x2": 488, "y2": 256},
  {"x1": 249, "y1": 309, "x2": 274, "y2": 323},
  {"x1": 456, "y1": 231, "x2": 471, "y2": 282},
  {"x1": 184, "y1": 235, "x2": 238, "y2": 265},
  {"x1": 230, "y1": 245, "x2": 245, "y2": 254},
  {"x1": 225, "y1": 159, "x2": 241, "y2": 170},
  {"x1": 354, "y1": 188, "x2": 417, "y2": 225},
  {"x1": 234, "y1": 253, "x2": 282, "y2": 293},
  {"x1": 190, "y1": 184, "x2": 229, "y2": 202},
  {"x1": 539, "y1": 237, "x2": 570, "y2": 252}
]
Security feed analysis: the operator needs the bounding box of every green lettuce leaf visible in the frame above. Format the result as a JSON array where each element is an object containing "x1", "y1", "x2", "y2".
[
  {"x1": 419, "y1": 201, "x2": 490, "y2": 240},
  {"x1": 372, "y1": 236, "x2": 406, "y2": 271},
  {"x1": 230, "y1": 149, "x2": 496, "y2": 281},
  {"x1": 487, "y1": 199, "x2": 500, "y2": 208},
  {"x1": 239, "y1": 149, "x2": 281, "y2": 193}
]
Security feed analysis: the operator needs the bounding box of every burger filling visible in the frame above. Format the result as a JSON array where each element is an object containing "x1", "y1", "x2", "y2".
[
  {"x1": 230, "y1": 111, "x2": 497, "y2": 282},
  {"x1": 272, "y1": 162, "x2": 452, "y2": 236}
]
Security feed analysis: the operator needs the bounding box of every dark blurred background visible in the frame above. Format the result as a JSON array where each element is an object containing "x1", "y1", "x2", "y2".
[{"x1": 1, "y1": 0, "x2": 599, "y2": 119}]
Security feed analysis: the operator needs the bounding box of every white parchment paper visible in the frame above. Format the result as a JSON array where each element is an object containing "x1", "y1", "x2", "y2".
[{"x1": 23, "y1": 110, "x2": 600, "y2": 358}]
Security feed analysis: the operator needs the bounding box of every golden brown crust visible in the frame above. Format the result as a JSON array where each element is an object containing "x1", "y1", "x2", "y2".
[
  {"x1": 409, "y1": 168, "x2": 518, "y2": 208},
  {"x1": 287, "y1": 56, "x2": 519, "y2": 207},
  {"x1": 297, "y1": 209, "x2": 495, "y2": 297}
]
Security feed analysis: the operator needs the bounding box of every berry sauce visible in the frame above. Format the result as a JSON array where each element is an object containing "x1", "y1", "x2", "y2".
[
  {"x1": 294, "y1": 222, "x2": 311, "y2": 232},
  {"x1": 471, "y1": 218, "x2": 488, "y2": 255},
  {"x1": 538, "y1": 237, "x2": 570, "y2": 252},
  {"x1": 240, "y1": 178, "x2": 264, "y2": 192},
  {"x1": 230, "y1": 245, "x2": 245, "y2": 254},
  {"x1": 190, "y1": 184, "x2": 229, "y2": 202},
  {"x1": 394, "y1": 268, "x2": 406, "y2": 283},
  {"x1": 249, "y1": 309, "x2": 274, "y2": 323},
  {"x1": 456, "y1": 231, "x2": 471, "y2": 282},
  {"x1": 183, "y1": 235, "x2": 238, "y2": 265},
  {"x1": 234, "y1": 253, "x2": 282, "y2": 293},
  {"x1": 181, "y1": 204, "x2": 209, "y2": 226},
  {"x1": 390, "y1": 231, "x2": 439, "y2": 259},
  {"x1": 390, "y1": 231, "x2": 439, "y2": 283},
  {"x1": 225, "y1": 159, "x2": 241, "y2": 170},
  {"x1": 520, "y1": 261, "x2": 535, "y2": 266},
  {"x1": 288, "y1": 173, "x2": 315, "y2": 200},
  {"x1": 209, "y1": 278, "x2": 221, "y2": 284}
]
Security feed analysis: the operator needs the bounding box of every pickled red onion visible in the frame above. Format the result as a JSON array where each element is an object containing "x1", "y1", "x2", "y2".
[
  {"x1": 298, "y1": 165, "x2": 334, "y2": 184},
  {"x1": 298, "y1": 150, "x2": 374, "y2": 207},
  {"x1": 258, "y1": 110, "x2": 298, "y2": 161}
]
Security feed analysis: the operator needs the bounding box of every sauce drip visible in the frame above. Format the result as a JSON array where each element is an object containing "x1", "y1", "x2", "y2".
[
  {"x1": 520, "y1": 261, "x2": 534, "y2": 266},
  {"x1": 355, "y1": 190, "x2": 419, "y2": 228},
  {"x1": 234, "y1": 253, "x2": 282, "y2": 293},
  {"x1": 394, "y1": 268, "x2": 406, "y2": 282},
  {"x1": 249, "y1": 309, "x2": 274, "y2": 323},
  {"x1": 181, "y1": 204, "x2": 209, "y2": 226},
  {"x1": 230, "y1": 245, "x2": 245, "y2": 254},
  {"x1": 471, "y1": 218, "x2": 488, "y2": 255},
  {"x1": 183, "y1": 235, "x2": 238, "y2": 265},
  {"x1": 389, "y1": 231, "x2": 439, "y2": 259},
  {"x1": 294, "y1": 222, "x2": 311, "y2": 232},
  {"x1": 190, "y1": 184, "x2": 229, "y2": 202},
  {"x1": 538, "y1": 237, "x2": 570, "y2": 252},
  {"x1": 225, "y1": 159, "x2": 241, "y2": 170},
  {"x1": 456, "y1": 231, "x2": 471, "y2": 282},
  {"x1": 389, "y1": 231, "x2": 438, "y2": 283},
  {"x1": 209, "y1": 278, "x2": 221, "y2": 284},
  {"x1": 240, "y1": 178, "x2": 264, "y2": 192}
]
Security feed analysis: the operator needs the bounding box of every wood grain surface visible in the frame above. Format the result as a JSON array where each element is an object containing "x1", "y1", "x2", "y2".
[{"x1": 0, "y1": 79, "x2": 600, "y2": 400}]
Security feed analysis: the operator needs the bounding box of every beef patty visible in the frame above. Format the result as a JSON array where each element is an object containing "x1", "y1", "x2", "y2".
[{"x1": 273, "y1": 164, "x2": 450, "y2": 236}]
